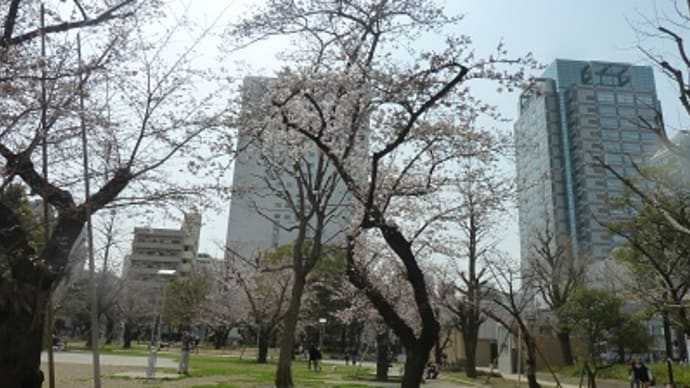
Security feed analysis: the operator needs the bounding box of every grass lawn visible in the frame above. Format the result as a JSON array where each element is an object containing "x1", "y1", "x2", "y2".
[
  {"x1": 59, "y1": 343, "x2": 392, "y2": 387},
  {"x1": 443, "y1": 370, "x2": 514, "y2": 388},
  {"x1": 184, "y1": 356, "x2": 388, "y2": 388}
]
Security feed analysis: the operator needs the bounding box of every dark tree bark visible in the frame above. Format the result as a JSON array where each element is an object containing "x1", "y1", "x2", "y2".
[
  {"x1": 347, "y1": 228, "x2": 439, "y2": 388},
  {"x1": 585, "y1": 363, "x2": 598, "y2": 388},
  {"x1": 122, "y1": 321, "x2": 133, "y2": 349},
  {"x1": 257, "y1": 328, "x2": 270, "y2": 364},
  {"x1": 212, "y1": 326, "x2": 230, "y2": 350},
  {"x1": 525, "y1": 338, "x2": 540, "y2": 388},
  {"x1": 463, "y1": 329, "x2": 478, "y2": 378},
  {"x1": 403, "y1": 347, "x2": 427, "y2": 388},
  {"x1": 556, "y1": 329, "x2": 574, "y2": 366},
  {"x1": 376, "y1": 331, "x2": 390, "y2": 381},
  {"x1": 275, "y1": 274, "x2": 306, "y2": 388},
  {"x1": 0, "y1": 286, "x2": 48, "y2": 388}
]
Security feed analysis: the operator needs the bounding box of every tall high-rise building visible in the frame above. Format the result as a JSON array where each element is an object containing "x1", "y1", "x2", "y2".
[
  {"x1": 225, "y1": 77, "x2": 353, "y2": 262},
  {"x1": 515, "y1": 59, "x2": 661, "y2": 276}
]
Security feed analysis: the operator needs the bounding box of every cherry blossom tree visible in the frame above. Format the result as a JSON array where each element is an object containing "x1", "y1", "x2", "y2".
[
  {"x1": 229, "y1": 1, "x2": 535, "y2": 386},
  {"x1": 333, "y1": 260, "x2": 405, "y2": 382},
  {"x1": 117, "y1": 279, "x2": 158, "y2": 349},
  {"x1": 233, "y1": 86, "x2": 351, "y2": 384},
  {"x1": 0, "y1": 2, "x2": 229, "y2": 385},
  {"x1": 484, "y1": 257, "x2": 540, "y2": 388},
  {"x1": 524, "y1": 216, "x2": 588, "y2": 366},
  {"x1": 435, "y1": 156, "x2": 511, "y2": 377},
  {"x1": 226, "y1": 245, "x2": 293, "y2": 363},
  {"x1": 198, "y1": 261, "x2": 247, "y2": 350}
]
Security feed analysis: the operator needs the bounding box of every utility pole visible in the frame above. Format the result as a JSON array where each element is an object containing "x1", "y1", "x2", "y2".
[
  {"x1": 40, "y1": 4, "x2": 55, "y2": 388},
  {"x1": 78, "y1": 34, "x2": 102, "y2": 388}
]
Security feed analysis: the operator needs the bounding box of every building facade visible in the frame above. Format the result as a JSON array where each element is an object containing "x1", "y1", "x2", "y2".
[
  {"x1": 515, "y1": 59, "x2": 661, "y2": 278},
  {"x1": 124, "y1": 212, "x2": 201, "y2": 280},
  {"x1": 225, "y1": 77, "x2": 353, "y2": 261}
]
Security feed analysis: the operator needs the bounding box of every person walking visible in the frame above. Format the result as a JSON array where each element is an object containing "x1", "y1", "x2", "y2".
[
  {"x1": 629, "y1": 357, "x2": 651, "y2": 388},
  {"x1": 308, "y1": 345, "x2": 322, "y2": 371},
  {"x1": 178, "y1": 331, "x2": 193, "y2": 375}
]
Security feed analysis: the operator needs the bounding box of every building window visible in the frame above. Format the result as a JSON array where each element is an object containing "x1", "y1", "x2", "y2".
[
  {"x1": 618, "y1": 107, "x2": 635, "y2": 116},
  {"x1": 641, "y1": 133, "x2": 658, "y2": 142},
  {"x1": 621, "y1": 132, "x2": 639, "y2": 142},
  {"x1": 636, "y1": 95, "x2": 654, "y2": 106},
  {"x1": 622, "y1": 143, "x2": 640, "y2": 152},
  {"x1": 605, "y1": 154, "x2": 623, "y2": 164},
  {"x1": 605, "y1": 143, "x2": 620, "y2": 152},
  {"x1": 599, "y1": 106, "x2": 616, "y2": 116},
  {"x1": 638, "y1": 108, "x2": 656, "y2": 119},
  {"x1": 601, "y1": 118, "x2": 618, "y2": 128},
  {"x1": 597, "y1": 91, "x2": 615, "y2": 103},
  {"x1": 620, "y1": 119, "x2": 638, "y2": 129},
  {"x1": 618, "y1": 93, "x2": 634, "y2": 104}
]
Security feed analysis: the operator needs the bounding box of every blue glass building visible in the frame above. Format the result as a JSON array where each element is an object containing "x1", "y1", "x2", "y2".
[{"x1": 515, "y1": 59, "x2": 661, "y2": 277}]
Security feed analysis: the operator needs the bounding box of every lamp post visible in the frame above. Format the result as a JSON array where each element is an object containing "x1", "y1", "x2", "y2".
[
  {"x1": 146, "y1": 269, "x2": 176, "y2": 378},
  {"x1": 318, "y1": 318, "x2": 327, "y2": 349}
]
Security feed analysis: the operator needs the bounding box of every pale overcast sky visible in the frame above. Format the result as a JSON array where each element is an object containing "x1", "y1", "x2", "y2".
[{"x1": 157, "y1": 0, "x2": 687, "y2": 261}]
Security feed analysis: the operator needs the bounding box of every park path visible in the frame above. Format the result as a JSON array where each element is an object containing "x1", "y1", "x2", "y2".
[{"x1": 41, "y1": 351, "x2": 177, "y2": 368}]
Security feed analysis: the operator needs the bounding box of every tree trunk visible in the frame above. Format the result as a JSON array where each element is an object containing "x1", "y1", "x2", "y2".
[
  {"x1": 376, "y1": 332, "x2": 390, "y2": 381},
  {"x1": 434, "y1": 330, "x2": 443, "y2": 365},
  {"x1": 463, "y1": 324, "x2": 479, "y2": 378},
  {"x1": 213, "y1": 326, "x2": 229, "y2": 350},
  {"x1": 662, "y1": 313, "x2": 674, "y2": 360},
  {"x1": 556, "y1": 329, "x2": 574, "y2": 366},
  {"x1": 675, "y1": 328, "x2": 686, "y2": 361},
  {"x1": 585, "y1": 366, "x2": 597, "y2": 388},
  {"x1": 85, "y1": 327, "x2": 92, "y2": 348},
  {"x1": 616, "y1": 346, "x2": 625, "y2": 363},
  {"x1": 526, "y1": 357, "x2": 539, "y2": 388},
  {"x1": 348, "y1": 228, "x2": 439, "y2": 388},
  {"x1": 0, "y1": 287, "x2": 48, "y2": 388},
  {"x1": 122, "y1": 321, "x2": 133, "y2": 349},
  {"x1": 402, "y1": 347, "x2": 427, "y2": 388},
  {"x1": 104, "y1": 315, "x2": 115, "y2": 345},
  {"x1": 257, "y1": 329, "x2": 270, "y2": 363},
  {"x1": 526, "y1": 340, "x2": 539, "y2": 388},
  {"x1": 587, "y1": 371, "x2": 597, "y2": 388},
  {"x1": 275, "y1": 275, "x2": 307, "y2": 388}
]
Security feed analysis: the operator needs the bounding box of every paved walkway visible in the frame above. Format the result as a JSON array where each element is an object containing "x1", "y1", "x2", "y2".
[
  {"x1": 477, "y1": 367, "x2": 630, "y2": 388},
  {"x1": 41, "y1": 351, "x2": 177, "y2": 368},
  {"x1": 113, "y1": 371, "x2": 183, "y2": 379}
]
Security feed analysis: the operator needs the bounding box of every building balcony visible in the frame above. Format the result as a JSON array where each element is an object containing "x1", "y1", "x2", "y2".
[
  {"x1": 130, "y1": 254, "x2": 181, "y2": 263},
  {"x1": 133, "y1": 241, "x2": 184, "y2": 250}
]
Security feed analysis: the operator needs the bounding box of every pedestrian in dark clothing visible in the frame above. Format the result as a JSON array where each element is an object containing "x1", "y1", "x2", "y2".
[
  {"x1": 425, "y1": 362, "x2": 439, "y2": 379},
  {"x1": 308, "y1": 346, "x2": 322, "y2": 371},
  {"x1": 629, "y1": 357, "x2": 651, "y2": 388}
]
